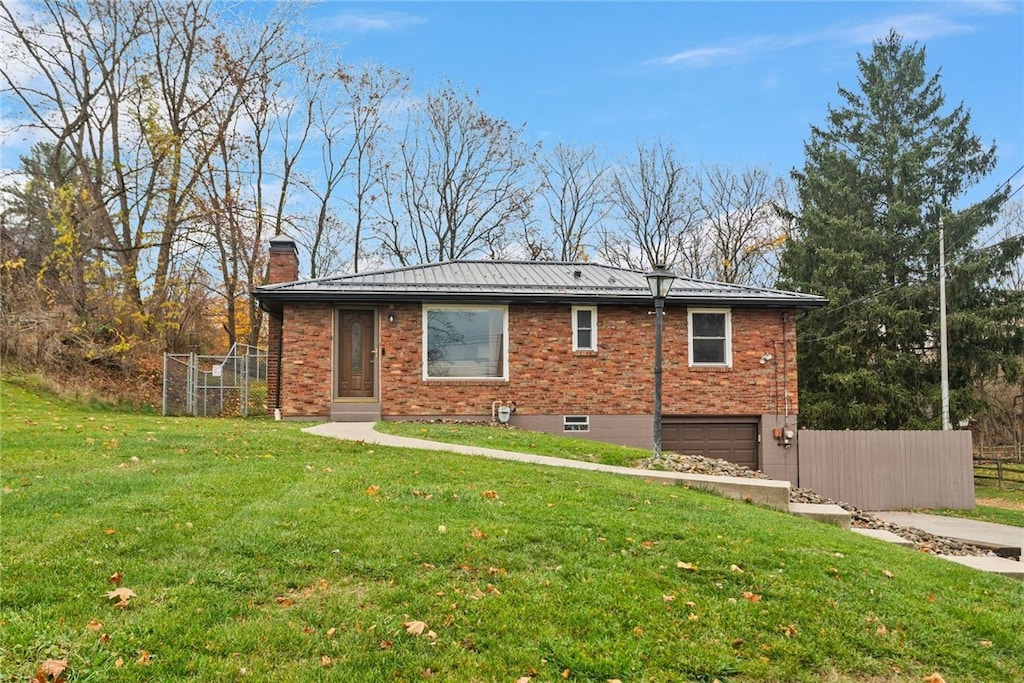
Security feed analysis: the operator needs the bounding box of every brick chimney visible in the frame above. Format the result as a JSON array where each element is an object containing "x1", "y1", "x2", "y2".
[{"x1": 268, "y1": 233, "x2": 299, "y2": 284}]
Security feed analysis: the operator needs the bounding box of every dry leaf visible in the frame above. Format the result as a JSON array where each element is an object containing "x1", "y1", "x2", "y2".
[
  {"x1": 483, "y1": 490, "x2": 499, "y2": 499},
  {"x1": 688, "y1": 613, "x2": 699, "y2": 622},
  {"x1": 136, "y1": 651, "x2": 152, "y2": 665},
  {"x1": 729, "y1": 564, "x2": 744, "y2": 573},
  {"x1": 404, "y1": 620, "x2": 428, "y2": 636},
  {"x1": 99, "y1": 633, "x2": 110, "y2": 644},
  {"x1": 86, "y1": 620, "x2": 103, "y2": 631},
  {"x1": 676, "y1": 561, "x2": 698, "y2": 571},
  {"x1": 881, "y1": 569, "x2": 895, "y2": 579},
  {"x1": 742, "y1": 591, "x2": 762, "y2": 603},
  {"x1": 33, "y1": 659, "x2": 67, "y2": 682},
  {"x1": 104, "y1": 528, "x2": 117, "y2": 535},
  {"x1": 105, "y1": 587, "x2": 136, "y2": 603},
  {"x1": 274, "y1": 596, "x2": 294, "y2": 607},
  {"x1": 114, "y1": 658, "x2": 124, "y2": 669},
  {"x1": 923, "y1": 674, "x2": 946, "y2": 683},
  {"x1": 562, "y1": 669, "x2": 571, "y2": 679},
  {"x1": 365, "y1": 485, "x2": 380, "y2": 496},
  {"x1": 320, "y1": 655, "x2": 333, "y2": 667},
  {"x1": 379, "y1": 640, "x2": 393, "y2": 650},
  {"x1": 326, "y1": 627, "x2": 337, "y2": 639},
  {"x1": 981, "y1": 640, "x2": 993, "y2": 648},
  {"x1": 515, "y1": 677, "x2": 531, "y2": 683},
  {"x1": 108, "y1": 571, "x2": 123, "y2": 585},
  {"x1": 781, "y1": 624, "x2": 798, "y2": 637},
  {"x1": 470, "y1": 528, "x2": 487, "y2": 539},
  {"x1": 662, "y1": 594, "x2": 675, "y2": 603}
]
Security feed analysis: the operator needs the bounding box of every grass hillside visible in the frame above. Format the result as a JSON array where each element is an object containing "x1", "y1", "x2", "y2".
[{"x1": 3, "y1": 380, "x2": 1023, "y2": 682}]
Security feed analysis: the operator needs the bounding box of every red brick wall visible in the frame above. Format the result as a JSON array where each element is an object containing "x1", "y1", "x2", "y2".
[
  {"x1": 381, "y1": 304, "x2": 797, "y2": 417},
  {"x1": 275, "y1": 301, "x2": 800, "y2": 419},
  {"x1": 278, "y1": 303, "x2": 335, "y2": 416}
]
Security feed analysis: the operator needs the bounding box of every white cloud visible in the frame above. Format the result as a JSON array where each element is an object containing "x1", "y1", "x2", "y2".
[
  {"x1": 648, "y1": 46, "x2": 739, "y2": 67},
  {"x1": 326, "y1": 10, "x2": 427, "y2": 34},
  {"x1": 836, "y1": 14, "x2": 974, "y2": 44},
  {"x1": 647, "y1": 6, "x2": 985, "y2": 70}
]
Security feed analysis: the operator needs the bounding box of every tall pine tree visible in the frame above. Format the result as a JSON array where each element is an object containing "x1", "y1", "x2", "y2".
[{"x1": 780, "y1": 31, "x2": 1024, "y2": 430}]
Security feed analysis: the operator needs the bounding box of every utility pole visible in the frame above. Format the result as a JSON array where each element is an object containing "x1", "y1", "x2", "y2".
[{"x1": 939, "y1": 215, "x2": 951, "y2": 431}]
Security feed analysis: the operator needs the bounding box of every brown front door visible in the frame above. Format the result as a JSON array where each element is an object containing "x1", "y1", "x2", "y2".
[{"x1": 337, "y1": 310, "x2": 375, "y2": 398}]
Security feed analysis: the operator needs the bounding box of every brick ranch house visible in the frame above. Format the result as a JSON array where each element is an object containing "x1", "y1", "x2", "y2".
[{"x1": 254, "y1": 234, "x2": 826, "y2": 481}]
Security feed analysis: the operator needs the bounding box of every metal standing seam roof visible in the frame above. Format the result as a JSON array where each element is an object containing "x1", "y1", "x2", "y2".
[{"x1": 254, "y1": 260, "x2": 827, "y2": 309}]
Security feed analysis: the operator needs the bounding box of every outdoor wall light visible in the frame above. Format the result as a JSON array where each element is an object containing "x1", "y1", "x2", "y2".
[
  {"x1": 645, "y1": 263, "x2": 677, "y2": 459},
  {"x1": 759, "y1": 352, "x2": 774, "y2": 365},
  {"x1": 387, "y1": 313, "x2": 396, "y2": 324}
]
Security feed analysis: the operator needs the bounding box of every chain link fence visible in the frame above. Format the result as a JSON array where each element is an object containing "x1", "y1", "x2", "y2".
[{"x1": 163, "y1": 344, "x2": 268, "y2": 417}]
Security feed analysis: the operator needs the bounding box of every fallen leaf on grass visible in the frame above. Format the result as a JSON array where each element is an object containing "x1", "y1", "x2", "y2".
[
  {"x1": 33, "y1": 659, "x2": 67, "y2": 682},
  {"x1": 729, "y1": 564, "x2": 744, "y2": 573},
  {"x1": 321, "y1": 655, "x2": 333, "y2": 667},
  {"x1": 676, "y1": 561, "x2": 698, "y2": 571},
  {"x1": 483, "y1": 490, "x2": 499, "y2": 499},
  {"x1": 470, "y1": 528, "x2": 487, "y2": 539},
  {"x1": 780, "y1": 624, "x2": 798, "y2": 637},
  {"x1": 662, "y1": 594, "x2": 675, "y2": 603},
  {"x1": 326, "y1": 627, "x2": 337, "y2": 639},
  {"x1": 923, "y1": 674, "x2": 946, "y2": 683},
  {"x1": 114, "y1": 658, "x2": 124, "y2": 669},
  {"x1": 274, "y1": 596, "x2": 294, "y2": 607},
  {"x1": 515, "y1": 677, "x2": 531, "y2": 683},
  {"x1": 980, "y1": 640, "x2": 993, "y2": 648},
  {"x1": 379, "y1": 640, "x2": 393, "y2": 650},
  {"x1": 136, "y1": 651, "x2": 152, "y2": 665},
  {"x1": 105, "y1": 587, "x2": 136, "y2": 608},
  {"x1": 109, "y1": 571, "x2": 123, "y2": 585},
  {"x1": 881, "y1": 569, "x2": 895, "y2": 579},
  {"x1": 742, "y1": 591, "x2": 762, "y2": 603},
  {"x1": 365, "y1": 485, "x2": 380, "y2": 496},
  {"x1": 404, "y1": 620, "x2": 428, "y2": 636},
  {"x1": 86, "y1": 620, "x2": 103, "y2": 631}
]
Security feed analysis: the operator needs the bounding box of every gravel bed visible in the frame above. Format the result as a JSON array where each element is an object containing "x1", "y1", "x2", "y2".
[{"x1": 638, "y1": 452, "x2": 993, "y2": 557}]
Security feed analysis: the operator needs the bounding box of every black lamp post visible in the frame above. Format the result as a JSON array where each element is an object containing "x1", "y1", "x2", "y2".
[{"x1": 645, "y1": 263, "x2": 677, "y2": 459}]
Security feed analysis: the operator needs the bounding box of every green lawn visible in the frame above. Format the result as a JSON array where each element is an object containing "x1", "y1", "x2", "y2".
[
  {"x1": 927, "y1": 485, "x2": 1024, "y2": 528},
  {"x1": 3, "y1": 381, "x2": 1024, "y2": 682},
  {"x1": 374, "y1": 420, "x2": 650, "y2": 468}
]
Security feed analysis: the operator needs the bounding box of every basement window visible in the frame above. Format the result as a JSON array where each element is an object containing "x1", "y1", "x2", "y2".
[{"x1": 563, "y1": 415, "x2": 590, "y2": 432}]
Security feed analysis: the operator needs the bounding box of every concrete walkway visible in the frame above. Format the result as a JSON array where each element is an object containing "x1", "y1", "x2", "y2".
[
  {"x1": 303, "y1": 422, "x2": 792, "y2": 510},
  {"x1": 303, "y1": 422, "x2": 1024, "y2": 579},
  {"x1": 874, "y1": 511, "x2": 1024, "y2": 555}
]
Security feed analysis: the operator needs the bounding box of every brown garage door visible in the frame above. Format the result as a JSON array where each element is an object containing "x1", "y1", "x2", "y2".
[{"x1": 662, "y1": 418, "x2": 759, "y2": 470}]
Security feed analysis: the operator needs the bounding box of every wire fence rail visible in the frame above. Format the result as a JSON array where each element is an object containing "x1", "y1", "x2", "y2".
[
  {"x1": 163, "y1": 344, "x2": 268, "y2": 417},
  {"x1": 974, "y1": 445, "x2": 1024, "y2": 491}
]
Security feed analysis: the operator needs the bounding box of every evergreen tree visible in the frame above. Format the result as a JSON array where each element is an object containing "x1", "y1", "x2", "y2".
[{"x1": 779, "y1": 30, "x2": 1024, "y2": 430}]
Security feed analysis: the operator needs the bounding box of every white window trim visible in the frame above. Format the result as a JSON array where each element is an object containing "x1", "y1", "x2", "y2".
[
  {"x1": 571, "y1": 305, "x2": 598, "y2": 351},
  {"x1": 422, "y1": 303, "x2": 509, "y2": 381},
  {"x1": 563, "y1": 415, "x2": 590, "y2": 432},
  {"x1": 688, "y1": 308, "x2": 732, "y2": 367}
]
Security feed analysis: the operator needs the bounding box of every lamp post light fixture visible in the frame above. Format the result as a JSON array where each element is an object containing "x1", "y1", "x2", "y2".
[{"x1": 645, "y1": 263, "x2": 677, "y2": 459}]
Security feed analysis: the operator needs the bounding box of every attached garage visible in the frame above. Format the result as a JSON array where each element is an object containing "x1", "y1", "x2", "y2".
[{"x1": 662, "y1": 417, "x2": 760, "y2": 470}]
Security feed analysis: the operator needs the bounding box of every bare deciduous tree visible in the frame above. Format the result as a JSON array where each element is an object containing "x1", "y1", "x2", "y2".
[
  {"x1": 532, "y1": 143, "x2": 609, "y2": 261},
  {"x1": 376, "y1": 81, "x2": 538, "y2": 265},
  {"x1": 600, "y1": 139, "x2": 701, "y2": 271},
  {"x1": 695, "y1": 164, "x2": 789, "y2": 286}
]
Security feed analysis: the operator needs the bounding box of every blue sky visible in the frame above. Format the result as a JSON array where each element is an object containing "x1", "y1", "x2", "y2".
[{"x1": 308, "y1": 1, "x2": 1024, "y2": 206}]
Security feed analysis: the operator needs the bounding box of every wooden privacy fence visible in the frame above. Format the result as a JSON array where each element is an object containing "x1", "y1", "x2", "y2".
[{"x1": 798, "y1": 430, "x2": 974, "y2": 510}]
